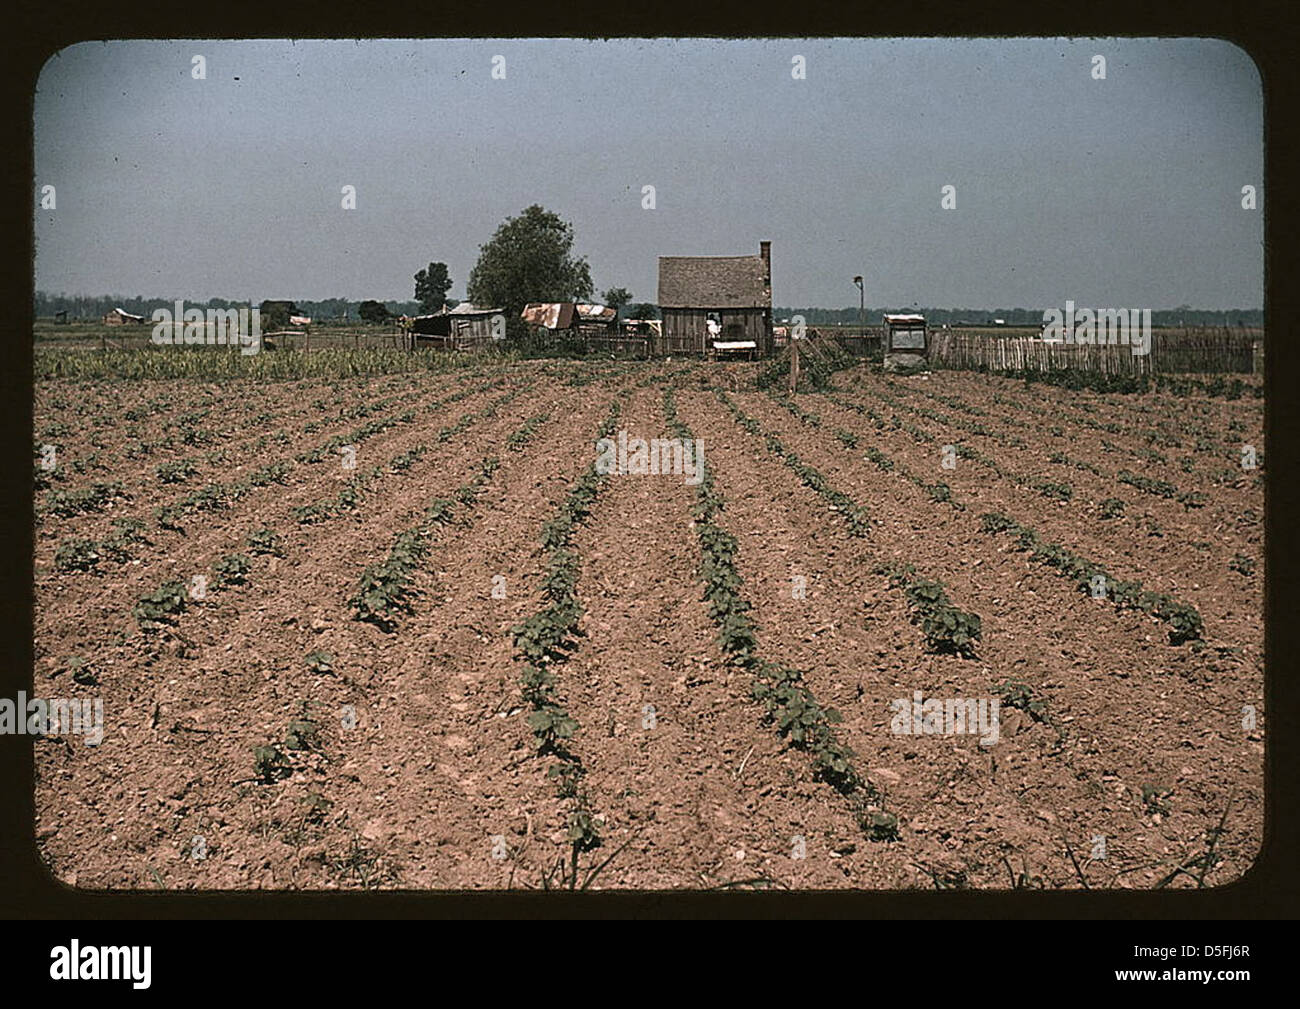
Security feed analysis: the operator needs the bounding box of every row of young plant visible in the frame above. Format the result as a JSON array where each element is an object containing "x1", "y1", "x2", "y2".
[
  {"x1": 948, "y1": 365, "x2": 1263, "y2": 400},
  {"x1": 129, "y1": 405, "x2": 539, "y2": 629},
  {"x1": 716, "y1": 391, "x2": 981, "y2": 657},
  {"x1": 142, "y1": 383, "x2": 514, "y2": 535},
  {"x1": 293, "y1": 376, "x2": 507, "y2": 464},
  {"x1": 154, "y1": 461, "x2": 291, "y2": 531},
  {"x1": 40, "y1": 479, "x2": 127, "y2": 520},
  {"x1": 60, "y1": 432, "x2": 430, "y2": 575},
  {"x1": 42, "y1": 379, "x2": 465, "y2": 544},
  {"x1": 978, "y1": 513, "x2": 1205, "y2": 645},
  {"x1": 933, "y1": 386, "x2": 1216, "y2": 506},
  {"x1": 820, "y1": 389, "x2": 946, "y2": 454},
  {"x1": 292, "y1": 463, "x2": 388, "y2": 525},
  {"x1": 984, "y1": 383, "x2": 1262, "y2": 479},
  {"x1": 848, "y1": 384, "x2": 1070, "y2": 501},
  {"x1": 878, "y1": 381, "x2": 1032, "y2": 449},
  {"x1": 35, "y1": 344, "x2": 530, "y2": 383},
  {"x1": 37, "y1": 378, "x2": 418, "y2": 522},
  {"x1": 848, "y1": 381, "x2": 1217, "y2": 511},
  {"x1": 1097, "y1": 388, "x2": 1260, "y2": 449},
  {"x1": 1116, "y1": 470, "x2": 1207, "y2": 510},
  {"x1": 510, "y1": 399, "x2": 625, "y2": 865},
  {"x1": 350, "y1": 407, "x2": 554, "y2": 630},
  {"x1": 767, "y1": 390, "x2": 962, "y2": 509},
  {"x1": 291, "y1": 385, "x2": 524, "y2": 527},
  {"x1": 663, "y1": 388, "x2": 898, "y2": 841},
  {"x1": 132, "y1": 529, "x2": 282, "y2": 630},
  {"x1": 806, "y1": 389, "x2": 1210, "y2": 645},
  {"x1": 720, "y1": 392, "x2": 873, "y2": 534},
  {"x1": 767, "y1": 391, "x2": 878, "y2": 455}
]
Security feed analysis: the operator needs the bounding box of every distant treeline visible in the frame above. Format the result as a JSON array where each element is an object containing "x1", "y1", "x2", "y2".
[
  {"x1": 35, "y1": 293, "x2": 425, "y2": 321},
  {"x1": 775, "y1": 306, "x2": 1265, "y2": 327},
  {"x1": 36, "y1": 293, "x2": 1264, "y2": 329}
]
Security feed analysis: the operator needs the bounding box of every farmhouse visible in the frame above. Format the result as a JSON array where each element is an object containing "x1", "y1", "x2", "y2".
[
  {"x1": 103, "y1": 307, "x2": 145, "y2": 325},
  {"x1": 657, "y1": 242, "x2": 773, "y2": 357}
]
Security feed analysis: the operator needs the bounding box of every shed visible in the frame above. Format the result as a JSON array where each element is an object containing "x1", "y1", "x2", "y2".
[
  {"x1": 883, "y1": 313, "x2": 928, "y2": 372},
  {"x1": 411, "y1": 303, "x2": 502, "y2": 350},
  {"x1": 103, "y1": 307, "x2": 145, "y2": 326},
  {"x1": 520, "y1": 302, "x2": 579, "y2": 331},
  {"x1": 575, "y1": 304, "x2": 616, "y2": 334},
  {"x1": 656, "y1": 242, "x2": 772, "y2": 357}
]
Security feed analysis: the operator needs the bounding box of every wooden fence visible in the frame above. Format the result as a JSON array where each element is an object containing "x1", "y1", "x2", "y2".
[{"x1": 928, "y1": 328, "x2": 1262, "y2": 376}]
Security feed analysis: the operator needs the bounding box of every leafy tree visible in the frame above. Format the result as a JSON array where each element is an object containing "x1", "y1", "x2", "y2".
[
  {"x1": 467, "y1": 205, "x2": 593, "y2": 337},
  {"x1": 357, "y1": 300, "x2": 391, "y2": 324},
  {"x1": 626, "y1": 302, "x2": 660, "y2": 321},
  {"x1": 602, "y1": 287, "x2": 632, "y2": 316},
  {"x1": 414, "y1": 262, "x2": 452, "y2": 314},
  {"x1": 259, "y1": 300, "x2": 298, "y2": 331}
]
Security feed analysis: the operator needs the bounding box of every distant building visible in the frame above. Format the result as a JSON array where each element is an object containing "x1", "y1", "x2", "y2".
[
  {"x1": 882, "y1": 313, "x2": 928, "y2": 372},
  {"x1": 656, "y1": 241, "x2": 773, "y2": 357},
  {"x1": 409, "y1": 303, "x2": 502, "y2": 350},
  {"x1": 521, "y1": 302, "x2": 617, "y2": 339},
  {"x1": 103, "y1": 307, "x2": 145, "y2": 326}
]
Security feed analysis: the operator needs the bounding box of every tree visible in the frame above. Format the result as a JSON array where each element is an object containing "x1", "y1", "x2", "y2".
[
  {"x1": 259, "y1": 300, "x2": 298, "y2": 331},
  {"x1": 467, "y1": 205, "x2": 593, "y2": 337},
  {"x1": 358, "y1": 300, "x2": 391, "y2": 324},
  {"x1": 414, "y1": 262, "x2": 452, "y2": 314},
  {"x1": 626, "y1": 302, "x2": 659, "y2": 321},
  {"x1": 602, "y1": 287, "x2": 632, "y2": 316}
]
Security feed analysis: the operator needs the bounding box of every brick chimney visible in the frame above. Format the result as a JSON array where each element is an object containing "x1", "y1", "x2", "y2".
[{"x1": 760, "y1": 241, "x2": 773, "y2": 355}]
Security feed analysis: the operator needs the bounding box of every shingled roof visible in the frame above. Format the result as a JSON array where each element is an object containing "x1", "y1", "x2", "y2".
[{"x1": 657, "y1": 255, "x2": 770, "y2": 309}]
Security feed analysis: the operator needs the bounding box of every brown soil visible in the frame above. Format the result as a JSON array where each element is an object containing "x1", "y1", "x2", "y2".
[{"x1": 31, "y1": 360, "x2": 1264, "y2": 891}]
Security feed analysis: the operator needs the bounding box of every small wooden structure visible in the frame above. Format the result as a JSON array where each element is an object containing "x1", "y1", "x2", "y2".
[
  {"x1": 103, "y1": 307, "x2": 145, "y2": 326},
  {"x1": 520, "y1": 303, "x2": 642, "y2": 355},
  {"x1": 657, "y1": 241, "x2": 773, "y2": 357},
  {"x1": 882, "y1": 313, "x2": 928, "y2": 372},
  {"x1": 408, "y1": 303, "x2": 502, "y2": 350}
]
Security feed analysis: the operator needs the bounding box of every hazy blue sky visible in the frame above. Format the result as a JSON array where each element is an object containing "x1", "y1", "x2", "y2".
[{"x1": 33, "y1": 38, "x2": 1263, "y2": 308}]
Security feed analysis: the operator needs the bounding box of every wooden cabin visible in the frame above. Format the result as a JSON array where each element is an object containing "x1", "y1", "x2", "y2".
[{"x1": 656, "y1": 242, "x2": 773, "y2": 357}]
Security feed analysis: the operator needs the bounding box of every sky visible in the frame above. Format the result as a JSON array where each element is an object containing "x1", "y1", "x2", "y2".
[{"x1": 32, "y1": 38, "x2": 1264, "y2": 309}]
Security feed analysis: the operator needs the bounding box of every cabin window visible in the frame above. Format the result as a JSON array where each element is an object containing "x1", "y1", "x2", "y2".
[{"x1": 890, "y1": 327, "x2": 926, "y2": 351}]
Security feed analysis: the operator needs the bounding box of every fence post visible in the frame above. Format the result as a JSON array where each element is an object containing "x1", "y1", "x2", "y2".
[{"x1": 790, "y1": 339, "x2": 800, "y2": 393}]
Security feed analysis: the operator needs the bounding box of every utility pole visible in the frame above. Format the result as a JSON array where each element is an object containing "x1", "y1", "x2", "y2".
[{"x1": 853, "y1": 275, "x2": 865, "y2": 346}]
